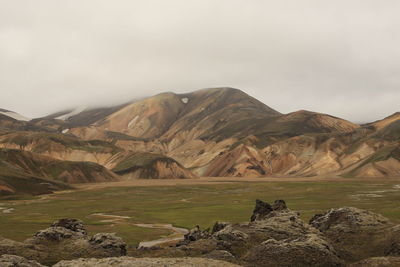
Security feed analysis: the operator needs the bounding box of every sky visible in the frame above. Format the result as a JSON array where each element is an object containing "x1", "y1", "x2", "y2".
[{"x1": 0, "y1": 0, "x2": 399, "y2": 123}]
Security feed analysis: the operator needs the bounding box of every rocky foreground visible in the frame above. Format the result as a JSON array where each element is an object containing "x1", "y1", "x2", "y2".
[{"x1": 1, "y1": 200, "x2": 400, "y2": 266}]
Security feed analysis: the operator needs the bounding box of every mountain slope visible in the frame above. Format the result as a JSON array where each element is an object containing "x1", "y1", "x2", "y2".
[
  {"x1": 205, "y1": 110, "x2": 359, "y2": 144},
  {"x1": 343, "y1": 146, "x2": 400, "y2": 177},
  {"x1": 372, "y1": 119, "x2": 400, "y2": 141},
  {"x1": 66, "y1": 88, "x2": 280, "y2": 142},
  {"x1": 0, "y1": 160, "x2": 71, "y2": 196},
  {"x1": 0, "y1": 148, "x2": 118, "y2": 185},
  {"x1": 160, "y1": 87, "x2": 280, "y2": 142},
  {"x1": 365, "y1": 112, "x2": 400, "y2": 131},
  {"x1": 0, "y1": 130, "x2": 122, "y2": 165},
  {"x1": 65, "y1": 89, "x2": 358, "y2": 147},
  {"x1": 111, "y1": 152, "x2": 196, "y2": 179},
  {"x1": 2, "y1": 88, "x2": 398, "y2": 181},
  {"x1": 60, "y1": 88, "x2": 386, "y2": 179}
]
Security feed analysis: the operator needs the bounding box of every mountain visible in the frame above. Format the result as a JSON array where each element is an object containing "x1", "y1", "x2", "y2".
[
  {"x1": 0, "y1": 87, "x2": 399, "y2": 196},
  {"x1": 60, "y1": 88, "x2": 280, "y2": 142},
  {"x1": 57, "y1": 89, "x2": 358, "y2": 145}
]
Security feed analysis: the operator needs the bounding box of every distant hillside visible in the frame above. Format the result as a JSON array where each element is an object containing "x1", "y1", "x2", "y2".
[
  {"x1": 0, "y1": 149, "x2": 118, "y2": 185},
  {"x1": 0, "y1": 160, "x2": 70, "y2": 196}
]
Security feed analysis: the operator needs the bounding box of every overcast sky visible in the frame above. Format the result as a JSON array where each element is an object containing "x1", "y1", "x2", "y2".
[{"x1": 0, "y1": 0, "x2": 399, "y2": 123}]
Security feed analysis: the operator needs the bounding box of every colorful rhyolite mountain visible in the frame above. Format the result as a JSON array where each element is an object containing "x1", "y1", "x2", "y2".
[{"x1": 0, "y1": 88, "x2": 399, "y2": 195}]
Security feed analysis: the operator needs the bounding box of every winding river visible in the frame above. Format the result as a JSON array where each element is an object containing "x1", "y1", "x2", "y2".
[{"x1": 90, "y1": 213, "x2": 188, "y2": 248}]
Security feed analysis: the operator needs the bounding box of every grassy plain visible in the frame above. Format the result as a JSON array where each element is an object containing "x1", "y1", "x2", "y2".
[{"x1": 1, "y1": 177, "x2": 399, "y2": 247}]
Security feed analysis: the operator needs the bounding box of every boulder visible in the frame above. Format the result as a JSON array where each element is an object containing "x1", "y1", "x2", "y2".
[
  {"x1": 250, "y1": 199, "x2": 289, "y2": 221},
  {"x1": 250, "y1": 199, "x2": 272, "y2": 221},
  {"x1": 89, "y1": 233, "x2": 127, "y2": 256},
  {"x1": 244, "y1": 233, "x2": 343, "y2": 267},
  {"x1": 213, "y1": 225, "x2": 248, "y2": 242},
  {"x1": 211, "y1": 221, "x2": 230, "y2": 234},
  {"x1": 33, "y1": 219, "x2": 87, "y2": 243},
  {"x1": 248, "y1": 207, "x2": 315, "y2": 242},
  {"x1": 310, "y1": 207, "x2": 391, "y2": 232},
  {"x1": 34, "y1": 227, "x2": 84, "y2": 242},
  {"x1": 51, "y1": 219, "x2": 87, "y2": 235},
  {"x1": 179, "y1": 225, "x2": 211, "y2": 245},
  {"x1": 1, "y1": 218, "x2": 127, "y2": 264},
  {"x1": 310, "y1": 207, "x2": 396, "y2": 262}
]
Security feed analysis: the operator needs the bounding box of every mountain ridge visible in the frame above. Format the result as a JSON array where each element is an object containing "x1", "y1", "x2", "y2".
[{"x1": 0, "y1": 87, "x2": 399, "y2": 195}]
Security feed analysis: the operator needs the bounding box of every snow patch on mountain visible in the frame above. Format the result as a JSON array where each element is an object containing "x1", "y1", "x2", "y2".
[
  {"x1": 128, "y1": 115, "x2": 139, "y2": 128},
  {"x1": 181, "y1": 98, "x2": 189, "y2": 104},
  {"x1": 0, "y1": 111, "x2": 31, "y2": 121},
  {"x1": 56, "y1": 107, "x2": 86, "y2": 121}
]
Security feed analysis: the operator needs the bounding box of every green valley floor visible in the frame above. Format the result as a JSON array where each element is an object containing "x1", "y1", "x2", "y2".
[{"x1": 1, "y1": 177, "x2": 400, "y2": 247}]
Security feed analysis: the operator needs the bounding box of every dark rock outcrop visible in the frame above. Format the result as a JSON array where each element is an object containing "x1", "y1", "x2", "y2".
[
  {"x1": 178, "y1": 199, "x2": 343, "y2": 266},
  {"x1": 309, "y1": 207, "x2": 390, "y2": 232},
  {"x1": 211, "y1": 222, "x2": 230, "y2": 234},
  {"x1": 51, "y1": 219, "x2": 87, "y2": 235},
  {"x1": 34, "y1": 227, "x2": 85, "y2": 242},
  {"x1": 250, "y1": 199, "x2": 272, "y2": 221},
  {"x1": 33, "y1": 219, "x2": 87, "y2": 243},
  {"x1": 0, "y1": 219, "x2": 127, "y2": 265},
  {"x1": 89, "y1": 233, "x2": 127, "y2": 256},
  {"x1": 309, "y1": 207, "x2": 398, "y2": 261},
  {"x1": 180, "y1": 225, "x2": 211, "y2": 245},
  {"x1": 244, "y1": 233, "x2": 342, "y2": 267},
  {"x1": 271, "y1": 199, "x2": 287, "y2": 211},
  {"x1": 250, "y1": 199, "x2": 288, "y2": 221}
]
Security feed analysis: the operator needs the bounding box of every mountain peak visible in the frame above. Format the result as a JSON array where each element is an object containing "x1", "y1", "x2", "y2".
[{"x1": 192, "y1": 87, "x2": 253, "y2": 97}]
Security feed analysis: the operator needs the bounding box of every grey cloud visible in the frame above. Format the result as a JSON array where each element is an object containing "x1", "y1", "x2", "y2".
[{"x1": 0, "y1": 0, "x2": 399, "y2": 122}]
